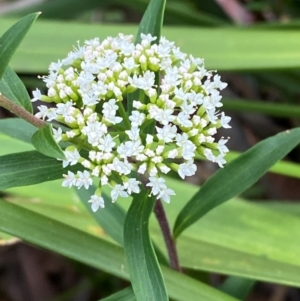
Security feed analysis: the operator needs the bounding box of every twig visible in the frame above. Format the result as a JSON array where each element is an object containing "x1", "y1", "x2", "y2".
[{"x1": 0, "y1": 93, "x2": 45, "y2": 128}]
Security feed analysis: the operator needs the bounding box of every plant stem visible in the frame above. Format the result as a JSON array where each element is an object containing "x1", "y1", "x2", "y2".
[
  {"x1": 139, "y1": 174, "x2": 181, "y2": 271},
  {"x1": 0, "y1": 94, "x2": 45, "y2": 128},
  {"x1": 117, "y1": 101, "x2": 131, "y2": 129},
  {"x1": 153, "y1": 198, "x2": 181, "y2": 272}
]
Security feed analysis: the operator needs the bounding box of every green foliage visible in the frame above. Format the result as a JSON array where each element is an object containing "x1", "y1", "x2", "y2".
[
  {"x1": 174, "y1": 128, "x2": 300, "y2": 237},
  {"x1": 31, "y1": 124, "x2": 65, "y2": 159},
  {"x1": 0, "y1": 66, "x2": 32, "y2": 113},
  {"x1": 0, "y1": 150, "x2": 81, "y2": 190},
  {"x1": 219, "y1": 276, "x2": 255, "y2": 300},
  {"x1": 0, "y1": 12, "x2": 39, "y2": 78},
  {"x1": 100, "y1": 287, "x2": 135, "y2": 301},
  {"x1": 124, "y1": 191, "x2": 168, "y2": 301},
  {"x1": 1, "y1": 1, "x2": 300, "y2": 300}
]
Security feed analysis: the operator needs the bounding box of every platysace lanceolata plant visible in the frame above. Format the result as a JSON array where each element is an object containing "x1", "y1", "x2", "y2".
[{"x1": 32, "y1": 33, "x2": 230, "y2": 212}]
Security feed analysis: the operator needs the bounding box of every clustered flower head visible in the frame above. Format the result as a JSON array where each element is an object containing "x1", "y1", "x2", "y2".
[{"x1": 32, "y1": 33, "x2": 231, "y2": 212}]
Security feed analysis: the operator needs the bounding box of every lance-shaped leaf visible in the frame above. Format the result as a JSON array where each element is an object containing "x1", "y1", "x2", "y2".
[
  {"x1": 135, "y1": 0, "x2": 166, "y2": 43},
  {"x1": 124, "y1": 191, "x2": 168, "y2": 301},
  {"x1": 174, "y1": 127, "x2": 300, "y2": 238},
  {"x1": 0, "y1": 150, "x2": 81, "y2": 190},
  {"x1": 31, "y1": 124, "x2": 65, "y2": 159},
  {"x1": 76, "y1": 186, "x2": 169, "y2": 265},
  {"x1": 0, "y1": 66, "x2": 33, "y2": 113},
  {"x1": 100, "y1": 287, "x2": 135, "y2": 301},
  {"x1": 0, "y1": 199, "x2": 238, "y2": 301},
  {"x1": 0, "y1": 118, "x2": 36, "y2": 143},
  {"x1": 76, "y1": 187, "x2": 126, "y2": 246},
  {"x1": 0, "y1": 12, "x2": 40, "y2": 78},
  {"x1": 219, "y1": 276, "x2": 255, "y2": 300}
]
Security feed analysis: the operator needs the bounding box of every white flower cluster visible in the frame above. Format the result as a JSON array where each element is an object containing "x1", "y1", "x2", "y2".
[{"x1": 32, "y1": 33, "x2": 231, "y2": 212}]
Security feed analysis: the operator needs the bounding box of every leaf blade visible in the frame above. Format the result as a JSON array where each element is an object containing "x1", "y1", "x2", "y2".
[
  {"x1": 135, "y1": 0, "x2": 166, "y2": 43},
  {"x1": 174, "y1": 128, "x2": 300, "y2": 238},
  {"x1": 0, "y1": 150, "x2": 81, "y2": 190},
  {"x1": 124, "y1": 191, "x2": 168, "y2": 301},
  {"x1": 31, "y1": 124, "x2": 65, "y2": 159},
  {"x1": 0, "y1": 66, "x2": 32, "y2": 113},
  {"x1": 100, "y1": 287, "x2": 135, "y2": 301},
  {"x1": 0, "y1": 12, "x2": 40, "y2": 78},
  {"x1": 0, "y1": 199, "x2": 238, "y2": 301}
]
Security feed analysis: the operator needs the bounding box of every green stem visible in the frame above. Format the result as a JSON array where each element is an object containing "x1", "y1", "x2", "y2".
[
  {"x1": 0, "y1": 94, "x2": 45, "y2": 128},
  {"x1": 117, "y1": 101, "x2": 131, "y2": 129}
]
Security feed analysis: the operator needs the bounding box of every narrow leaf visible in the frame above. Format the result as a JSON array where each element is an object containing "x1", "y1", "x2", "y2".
[
  {"x1": 100, "y1": 287, "x2": 135, "y2": 301},
  {"x1": 0, "y1": 118, "x2": 36, "y2": 143},
  {"x1": 0, "y1": 199, "x2": 127, "y2": 278},
  {"x1": 0, "y1": 199, "x2": 238, "y2": 301},
  {"x1": 76, "y1": 187, "x2": 126, "y2": 246},
  {"x1": 219, "y1": 276, "x2": 255, "y2": 300},
  {"x1": 0, "y1": 12, "x2": 40, "y2": 78},
  {"x1": 174, "y1": 127, "x2": 300, "y2": 238},
  {"x1": 76, "y1": 186, "x2": 169, "y2": 265},
  {"x1": 0, "y1": 150, "x2": 81, "y2": 190},
  {"x1": 124, "y1": 191, "x2": 168, "y2": 301},
  {"x1": 31, "y1": 124, "x2": 65, "y2": 159},
  {"x1": 135, "y1": 0, "x2": 166, "y2": 43},
  {"x1": 0, "y1": 66, "x2": 32, "y2": 113}
]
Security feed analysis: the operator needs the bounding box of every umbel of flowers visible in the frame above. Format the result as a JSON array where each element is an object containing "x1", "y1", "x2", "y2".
[{"x1": 32, "y1": 33, "x2": 231, "y2": 212}]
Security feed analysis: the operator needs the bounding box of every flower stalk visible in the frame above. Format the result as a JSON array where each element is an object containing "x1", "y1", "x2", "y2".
[
  {"x1": 154, "y1": 198, "x2": 181, "y2": 271},
  {"x1": 0, "y1": 93, "x2": 46, "y2": 128}
]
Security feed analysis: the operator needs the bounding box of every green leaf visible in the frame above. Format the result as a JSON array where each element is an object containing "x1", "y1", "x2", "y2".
[
  {"x1": 75, "y1": 187, "x2": 125, "y2": 245},
  {"x1": 8, "y1": 178, "x2": 300, "y2": 288},
  {"x1": 0, "y1": 13, "x2": 40, "y2": 78},
  {"x1": 225, "y1": 151, "x2": 300, "y2": 180},
  {"x1": 0, "y1": 118, "x2": 36, "y2": 143},
  {"x1": 135, "y1": 0, "x2": 166, "y2": 43},
  {"x1": 0, "y1": 133, "x2": 33, "y2": 155},
  {"x1": 223, "y1": 98, "x2": 300, "y2": 118},
  {"x1": 0, "y1": 150, "x2": 81, "y2": 190},
  {"x1": 174, "y1": 127, "x2": 300, "y2": 238},
  {"x1": 0, "y1": 199, "x2": 127, "y2": 277},
  {"x1": 219, "y1": 276, "x2": 255, "y2": 300},
  {"x1": 100, "y1": 287, "x2": 135, "y2": 301},
  {"x1": 0, "y1": 66, "x2": 33, "y2": 113},
  {"x1": 5, "y1": 0, "x2": 111, "y2": 20},
  {"x1": 0, "y1": 199, "x2": 238, "y2": 301},
  {"x1": 76, "y1": 186, "x2": 169, "y2": 265},
  {"x1": 31, "y1": 124, "x2": 65, "y2": 159},
  {"x1": 0, "y1": 18, "x2": 300, "y2": 72},
  {"x1": 124, "y1": 191, "x2": 168, "y2": 301}
]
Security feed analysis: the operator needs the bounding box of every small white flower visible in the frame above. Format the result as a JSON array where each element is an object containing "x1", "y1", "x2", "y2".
[
  {"x1": 52, "y1": 127, "x2": 63, "y2": 143},
  {"x1": 63, "y1": 149, "x2": 81, "y2": 167},
  {"x1": 76, "y1": 170, "x2": 93, "y2": 189},
  {"x1": 157, "y1": 186, "x2": 175, "y2": 204},
  {"x1": 31, "y1": 88, "x2": 42, "y2": 102},
  {"x1": 124, "y1": 178, "x2": 140, "y2": 194},
  {"x1": 147, "y1": 177, "x2": 166, "y2": 196},
  {"x1": 62, "y1": 171, "x2": 77, "y2": 188},
  {"x1": 178, "y1": 161, "x2": 197, "y2": 179},
  {"x1": 35, "y1": 105, "x2": 49, "y2": 120},
  {"x1": 215, "y1": 154, "x2": 226, "y2": 168},
  {"x1": 156, "y1": 125, "x2": 177, "y2": 143},
  {"x1": 111, "y1": 184, "x2": 128, "y2": 202},
  {"x1": 129, "y1": 111, "x2": 145, "y2": 127},
  {"x1": 88, "y1": 195, "x2": 105, "y2": 212},
  {"x1": 218, "y1": 138, "x2": 229, "y2": 154},
  {"x1": 220, "y1": 112, "x2": 231, "y2": 128}
]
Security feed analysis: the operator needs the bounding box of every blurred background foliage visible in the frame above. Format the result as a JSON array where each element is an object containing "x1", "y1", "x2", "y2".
[{"x1": 1, "y1": 0, "x2": 300, "y2": 300}]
